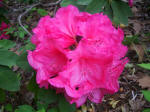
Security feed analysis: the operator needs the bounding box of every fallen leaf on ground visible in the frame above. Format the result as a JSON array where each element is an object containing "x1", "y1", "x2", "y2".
[
  {"x1": 121, "y1": 104, "x2": 130, "y2": 112},
  {"x1": 81, "y1": 105, "x2": 87, "y2": 112},
  {"x1": 138, "y1": 75, "x2": 150, "y2": 88},
  {"x1": 133, "y1": 21, "x2": 142, "y2": 34},
  {"x1": 109, "y1": 99, "x2": 120, "y2": 109},
  {"x1": 129, "y1": 99, "x2": 145, "y2": 111},
  {"x1": 130, "y1": 43, "x2": 145, "y2": 62}
]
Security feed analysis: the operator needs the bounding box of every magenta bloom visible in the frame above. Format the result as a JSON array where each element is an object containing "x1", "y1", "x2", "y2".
[
  {"x1": 128, "y1": 0, "x2": 133, "y2": 7},
  {"x1": 0, "y1": 22, "x2": 10, "y2": 39},
  {"x1": 28, "y1": 5, "x2": 128, "y2": 107}
]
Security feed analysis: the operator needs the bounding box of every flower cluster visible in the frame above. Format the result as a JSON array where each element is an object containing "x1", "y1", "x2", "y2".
[
  {"x1": 0, "y1": 22, "x2": 10, "y2": 39},
  {"x1": 28, "y1": 5, "x2": 128, "y2": 107}
]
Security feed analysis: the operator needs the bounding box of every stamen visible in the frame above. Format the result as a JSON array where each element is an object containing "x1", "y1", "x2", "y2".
[
  {"x1": 50, "y1": 74, "x2": 58, "y2": 79},
  {"x1": 69, "y1": 44, "x2": 76, "y2": 50},
  {"x1": 76, "y1": 35, "x2": 83, "y2": 43},
  {"x1": 75, "y1": 87, "x2": 79, "y2": 90}
]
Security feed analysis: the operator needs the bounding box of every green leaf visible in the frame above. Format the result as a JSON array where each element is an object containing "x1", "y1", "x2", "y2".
[
  {"x1": 37, "y1": 88, "x2": 58, "y2": 104},
  {"x1": 48, "y1": 107, "x2": 59, "y2": 112},
  {"x1": 0, "y1": 49, "x2": 18, "y2": 67},
  {"x1": 0, "y1": 66, "x2": 20, "y2": 91},
  {"x1": 18, "y1": 42, "x2": 35, "y2": 53},
  {"x1": 0, "y1": 89, "x2": 6, "y2": 103},
  {"x1": 37, "y1": 9, "x2": 48, "y2": 16},
  {"x1": 58, "y1": 96, "x2": 76, "y2": 112},
  {"x1": 60, "y1": 0, "x2": 86, "y2": 11},
  {"x1": 19, "y1": 32, "x2": 25, "y2": 38},
  {"x1": 103, "y1": 1, "x2": 113, "y2": 20},
  {"x1": 15, "y1": 105, "x2": 35, "y2": 112},
  {"x1": 5, "y1": 27, "x2": 16, "y2": 35},
  {"x1": 37, "y1": 108, "x2": 45, "y2": 112},
  {"x1": 138, "y1": 63, "x2": 150, "y2": 70},
  {"x1": 16, "y1": 52, "x2": 33, "y2": 71},
  {"x1": 111, "y1": 0, "x2": 132, "y2": 25},
  {"x1": 31, "y1": 7, "x2": 37, "y2": 11},
  {"x1": 5, "y1": 104, "x2": 13, "y2": 112},
  {"x1": 24, "y1": 25, "x2": 29, "y2": 29},
  {"x1": 27, "y1": 75, "x2": 39, "y2": 93},
  {"x1": 142, "y1": 90, "x2": 150, "y2": 102},
  {"x1": 25, "y1": 42, "x2": 35, "y2": 50},
  {"x1": 76, "y1": 0, "x2": 92, "y2": 5},
  {"x1": 123, "y1": 35, "x2": 139, "y2": 46},
  {"x1": 85, "y1": 0, "x2": 106, "y2": 14},
  {"x1": 0, "y1": 40, "x2": 16, "y2": 50},
  {"x1": 36, "y1": 101, "x2": 48, "y2": 111},
  {"x1": 143, "y1": 108, "x2": 150, "y2": 112},
  {"x1": 60, "y1": 0, "x2": 77, "y2": 7}
]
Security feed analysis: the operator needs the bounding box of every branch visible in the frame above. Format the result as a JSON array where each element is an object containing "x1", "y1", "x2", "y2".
[
  {"x1": 41, "y1": 0, "x2": 62, "y2": 7},
  {"x1": 18, "y1": 3, "x2": 40, "y2": 37},
  {"x1": 17, "y1": 0, "x2": 62, "y2": 38}
]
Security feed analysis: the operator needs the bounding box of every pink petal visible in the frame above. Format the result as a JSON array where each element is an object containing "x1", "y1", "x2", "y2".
[
  {"x1": 55, "y1": 5, "x2": 79, "y2": 38},
  {"x1": 27, "y1": 43, "x2": 68, "y2": 88},
  {"x1": 88, "y1": 89, "x2": 104, "y2": 103},
  {"x1": 66, "y1": 94, "x2": 87, "y2": 107}
]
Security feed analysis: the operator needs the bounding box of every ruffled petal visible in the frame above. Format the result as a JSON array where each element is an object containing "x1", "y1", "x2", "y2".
[
  {"x1": 55, "y1": 5, "x2": 79, "y2": 37},
  {"x1": 88, "y1": 89, "x2": 104, "y2": 103},
  {"x1": 28, "y1": 43, "x2": 68, "y2": 88}
]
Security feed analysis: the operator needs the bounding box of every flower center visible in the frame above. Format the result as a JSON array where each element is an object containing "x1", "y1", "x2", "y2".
[
  {"x1": 76, "y1": 35, "x2": 83, "y2": 43},
  {"x1": 69, "y1": 35, "x2": 83, "y2": 51}
]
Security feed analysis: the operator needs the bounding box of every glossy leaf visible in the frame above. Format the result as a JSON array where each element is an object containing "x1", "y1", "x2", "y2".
[
  {"x1": 15, "y1": 105, "x2": 35, "y2": 112},
  {"x1": 0, "y1": 49, "x2": 18, "y2": 67},
  {"x1": 143, "y1": 108, "x2": 150, "y2": 112},
  {"x1": 0, "y1": 66, "x2": 20, "y2": 91},
  {"x1": 76, "y1": 0, "x2": 92, "y2": 5},
  {"x1": 37, "y1": 89, "x2": 58, "y2": 104},
  {"x1": 142, "y1": 90, "x2": 150, "y2": 102},
  {"x1": 0, "y1": 40, "x2": 16, "y2": 50},
  {"x1": 48, "y1": 107, "x2": 59, "y2": 112},
  {"x1": 138, "y1": 63, "x2": 150, "y2": 70},
  {"x1": 103, "y1": 1, "x2": 113, "y2": 20},
  {"x1": 36, "y1": 101, "x2": 48, "y2": 111},
  {"x1": 58, "y1": 96, "x2": 76, "y2": 112},
  {"x1": 4, "y1": 104, "x2": 13, "y2": 112},
  {"x1": 37, "y1": 108, "x2": 45, "y2": 112},
  {"x1": 27, "y1": 75, "x2": 39, "y2": 93},
  {"x1": 85, "y1": 0, "x2": 106, "y2": 14},
  {"x1": 60, "y1": 0, "x2": 76, "y2": 7},
  {"x1": 0, "y1": 89, "x2": 6, "y2": 103},
  {"x1": 111, "y1": 0, "x2": 132, "y2": 25},
  {"x1": 16, "y1": 52, "x2": 33, "y2": 71},
  {"x1": 24, "y1": 42, "x2": 35, "y2": 50}
]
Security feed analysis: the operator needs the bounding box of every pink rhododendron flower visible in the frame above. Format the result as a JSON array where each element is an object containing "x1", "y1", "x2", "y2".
[
  {"x1": 0, "y1": 22, "x2": 10, "y2": 39},
  {"x1": 128, "y1": 0, "x2": 133, "y2": 7},
  {"x1": 28, "y1": 5, "x2": 128, "y2": 107}
]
